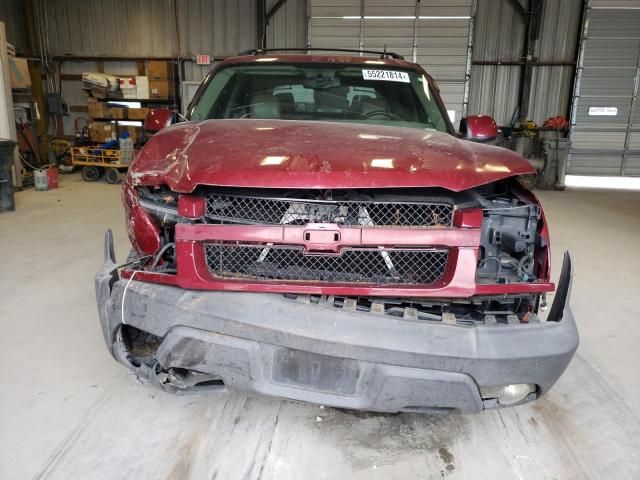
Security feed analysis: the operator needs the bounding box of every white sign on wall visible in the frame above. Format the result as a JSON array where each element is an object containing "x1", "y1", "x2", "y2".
[{"x1": 588, "y1": 107, "x2": 618, "y2": 116}]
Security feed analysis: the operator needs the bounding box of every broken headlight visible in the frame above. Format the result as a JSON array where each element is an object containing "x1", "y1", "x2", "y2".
[
  {"x1": 138, "y1": 196, "x2": 183, "y2": 225},
  {"x1": 133, "y1": 186, "x2": 187, "y2": 272},
  {"x1": 476, "y1": 200, "x2": 543, "y2": 283}
]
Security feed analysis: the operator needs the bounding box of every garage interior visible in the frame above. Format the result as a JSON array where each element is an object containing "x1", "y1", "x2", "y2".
[{"x1": 0, "y1": 0, "x2": 639, "y2": 479}]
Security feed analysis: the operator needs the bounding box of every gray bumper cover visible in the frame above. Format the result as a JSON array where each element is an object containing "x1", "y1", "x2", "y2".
[{"x1": 96, "y1": 231, "x2": 578, "y2": 413}]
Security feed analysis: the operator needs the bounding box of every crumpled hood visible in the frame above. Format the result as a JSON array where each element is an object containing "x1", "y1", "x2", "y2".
[{"x1": 129, "y1": 119, "x2": 534, "y2": 192}]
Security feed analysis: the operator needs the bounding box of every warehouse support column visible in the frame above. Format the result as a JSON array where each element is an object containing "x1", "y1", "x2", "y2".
[
  {"x1": 518, "y1": 0, "x2": 543, "y2": 124},
  {"x1": 0, "y1": 22, "x2": 22, "y2": 188}
]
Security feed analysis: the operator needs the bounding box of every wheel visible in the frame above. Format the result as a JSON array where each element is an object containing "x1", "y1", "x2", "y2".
[
  {"x1": 81, "y1": 165, "x2": 100, "y2": 182},
  {"x1": 105, "y1": 168, "x2": 121, "y2": 184}
]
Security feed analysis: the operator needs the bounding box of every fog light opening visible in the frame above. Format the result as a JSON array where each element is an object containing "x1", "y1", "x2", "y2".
[
  {"x1": 117, "y1": 325, "x2": 162, "y2": 368},
  {"x1": 480, "y1": 383, "x2": 537, "y2": 405}
]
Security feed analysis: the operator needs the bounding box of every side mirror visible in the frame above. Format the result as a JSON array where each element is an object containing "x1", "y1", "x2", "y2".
[
  {"x1": 144, "y1": 108, "x2": 175, "y2": 133},
  {"x1": 459, "y1": 115, "x2": 498, "y2": 143}
]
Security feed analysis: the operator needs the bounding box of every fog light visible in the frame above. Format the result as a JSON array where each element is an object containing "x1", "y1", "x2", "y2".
[{"x1": 480, "y1": 383, "x2": 537, "y2": 405}]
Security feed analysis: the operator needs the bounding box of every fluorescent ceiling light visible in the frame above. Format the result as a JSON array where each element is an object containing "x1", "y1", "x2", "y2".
[
  {"x1": 419, "y1": 16, "x2": 470, "y2": 19},
  {"x1": 339, "y1": 15, "x2": 470, "y2": 20}
]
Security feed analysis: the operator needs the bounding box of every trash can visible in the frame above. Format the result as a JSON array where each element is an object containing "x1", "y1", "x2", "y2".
[
  {"x1": 0, "y1": 139, "x2": 17, "y2": 212},
  {"x1": 542, "y1": 137, "x2": 571, "y2": 190}
]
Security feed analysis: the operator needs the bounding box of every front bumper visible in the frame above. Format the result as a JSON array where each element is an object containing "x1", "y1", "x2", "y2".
[{"x1": 96, "y1": 231, "x2": 578, "y2": 413}]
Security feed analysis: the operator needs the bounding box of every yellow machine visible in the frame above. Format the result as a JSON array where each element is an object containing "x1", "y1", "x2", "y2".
[{"x1": 70, "y1": 146, "x2": 129, "y2": 184}]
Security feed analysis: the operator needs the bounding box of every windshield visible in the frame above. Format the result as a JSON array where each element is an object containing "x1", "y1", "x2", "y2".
[{"x1": 188, "y1": 63, "x2": 450, "y2": 132}]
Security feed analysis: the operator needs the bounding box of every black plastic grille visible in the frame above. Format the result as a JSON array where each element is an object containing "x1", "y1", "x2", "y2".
[
  {"x1": 205, "y1": 194, "x2": 453, "y2": 227},
  {"x1": 204, "y1": 244, "x2": 449, "y2": 285}
]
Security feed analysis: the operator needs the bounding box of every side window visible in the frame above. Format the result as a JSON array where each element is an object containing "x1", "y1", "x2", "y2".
[{"x1": 191, "y1": 69, "x2": 235, "y2": 120}]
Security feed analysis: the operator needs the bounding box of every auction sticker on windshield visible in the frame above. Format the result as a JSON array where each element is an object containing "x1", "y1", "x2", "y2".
[{"x1": 362, "y1": 69, "x2": 410, "y2": 83}]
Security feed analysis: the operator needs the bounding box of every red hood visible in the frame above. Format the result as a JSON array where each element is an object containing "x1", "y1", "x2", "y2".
[{"x1": 129, "y1": 119, "x2": 534, "y2": 192}]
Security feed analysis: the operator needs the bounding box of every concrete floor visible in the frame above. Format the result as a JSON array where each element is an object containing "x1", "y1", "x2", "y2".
[{"x1": 1, "y1": 173, "x2": 639, "y2": 479}]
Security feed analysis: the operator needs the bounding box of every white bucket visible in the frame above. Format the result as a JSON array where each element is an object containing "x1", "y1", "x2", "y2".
[{"x1": 34, "y1": 169, "x2": 48, "y2": 191}]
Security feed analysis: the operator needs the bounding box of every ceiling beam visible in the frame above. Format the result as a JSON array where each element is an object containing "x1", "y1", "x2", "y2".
[{"x1": 266, "y1": 0, "x2": 288, "y2": 23}]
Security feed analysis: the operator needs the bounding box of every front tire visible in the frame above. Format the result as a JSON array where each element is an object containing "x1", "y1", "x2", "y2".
[
  {"x1": 105, "y1": 167, "x2": 121, "y2": 184},
  {"x1": 81, "y1": 165, "x2": 100, "y2": 182}
]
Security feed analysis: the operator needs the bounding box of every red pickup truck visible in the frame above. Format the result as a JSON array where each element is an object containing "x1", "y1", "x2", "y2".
[{"x1": 96, "y1": 51, "x2": 577, "y2": 413}]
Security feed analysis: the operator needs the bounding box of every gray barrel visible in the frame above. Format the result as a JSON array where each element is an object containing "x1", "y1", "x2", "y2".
[{"x1": 0, "y1": 139, "x2": 17, "y2": 212}]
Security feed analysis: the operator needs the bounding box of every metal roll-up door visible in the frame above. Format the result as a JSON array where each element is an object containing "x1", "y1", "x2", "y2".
[
  {"x1": 568, "y1": 1, "x2": 640, "y2": 176},
  {"x1": 309, "y1": 0, "x2": 363, "y2": 51},
  {"x1": 415, "y1": 1, "x2": 473, "y2": 124},
  {"x1": 362, "y1": 1, "x2": 417, "y2": 65},
  {"x1": 308, "y1": 0, "x2": 474, "y2": 124}
]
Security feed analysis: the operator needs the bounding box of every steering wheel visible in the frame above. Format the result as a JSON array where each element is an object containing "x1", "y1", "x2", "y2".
[{"x1": 362, "y1": 110, "x2": 401, "y2": 120}]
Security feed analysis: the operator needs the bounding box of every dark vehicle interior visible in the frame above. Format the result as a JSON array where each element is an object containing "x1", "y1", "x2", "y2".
[{"x1": 190, "y1": 64, "x2": 449, "y2": 132}]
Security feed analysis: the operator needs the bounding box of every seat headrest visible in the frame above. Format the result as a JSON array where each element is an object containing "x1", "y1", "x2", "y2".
[
  {"x1": 314, "y1": 88, "x2": 349, "y2": 112},
  {"x1": 250, "y1": 93, "x2": 280, "y2": 118},
  {"x1": 274, "y1": 92, "x2": 295, "y2": 115}
]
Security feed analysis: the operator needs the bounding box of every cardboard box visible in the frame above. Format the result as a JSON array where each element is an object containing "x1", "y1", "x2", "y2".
[
  {"x1": 149, "y1": 79, "x2": 171, "y2": 99},
  {"x1": 135, "y1": 76, "x2": 149, "y2": 99},
  {"x1": 88, "y1": 122, "x2": 141, "y2": 143},
  {"x1": 111, "y1": 107, "x2": 128, "y2": 119},
  {"x1": 87, "y1": 99, "x2": 110, "y2": 119},
  {"x1": 127, "y1": 107, "x2": 150, "y2": 120},
  {"x1": 91, "y1": 105, "x2": 149, "y2": 121},
  {"x1": 9, "y1": 57, "x2": 31, "y2": 89},
  {"x1": 89, "y1": 122, "x2": 116, "y2": 143},
  {"x1": 145, "y1": 61, "x2": 169, "y2": 80}
]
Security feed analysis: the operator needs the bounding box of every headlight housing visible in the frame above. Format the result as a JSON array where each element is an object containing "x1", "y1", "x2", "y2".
[{"x1": 122, "y1": 183, "x2": 161, "y2": 256}]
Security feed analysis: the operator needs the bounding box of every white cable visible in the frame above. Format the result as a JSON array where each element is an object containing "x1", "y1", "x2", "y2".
[{"x1": 121, "y1": 270, "x2": 139, "y2": 325}]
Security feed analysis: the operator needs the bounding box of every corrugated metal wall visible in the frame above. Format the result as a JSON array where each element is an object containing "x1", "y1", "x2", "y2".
[
  {"x1": 44, "y1": 0, "x2": 256, "y2": 58},
  {"x1": 468, "y1": 0, "x2": 524, "y2": 124},
  {"x1": 469, "y1": 0, "x2": 581, "y2": 125},
  {"x1": 37, "y1": 0, "x2": 307, "y2": 83},
  {"x1": 529, "y1": 0, "x2": 581, "y2": 123},
  {"x1": 0, "y1": 0, "x2": 29, "y2": 54},
  {"x1": 266, "y1": 0, "x2": 307, "y2": 49},
  {"x1": 41, "y1": 0, "x2": 304, "y2": 60}
]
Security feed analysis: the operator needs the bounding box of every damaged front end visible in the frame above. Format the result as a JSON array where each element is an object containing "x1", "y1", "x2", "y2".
[
  {"x1": 121, "y1": 178, "x2": 555, "y2": 325},
  {"x1": 96, "y1": 178, "x2": 577, "y2": 412}
]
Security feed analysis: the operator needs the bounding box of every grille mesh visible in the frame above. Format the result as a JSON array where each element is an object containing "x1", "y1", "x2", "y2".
[
  {"x1": 205, "y1": 244, "x2": 448, "y2": 285},
  {"x1": 205, "y1": 194, "x2": 453, "y2": 227}
]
